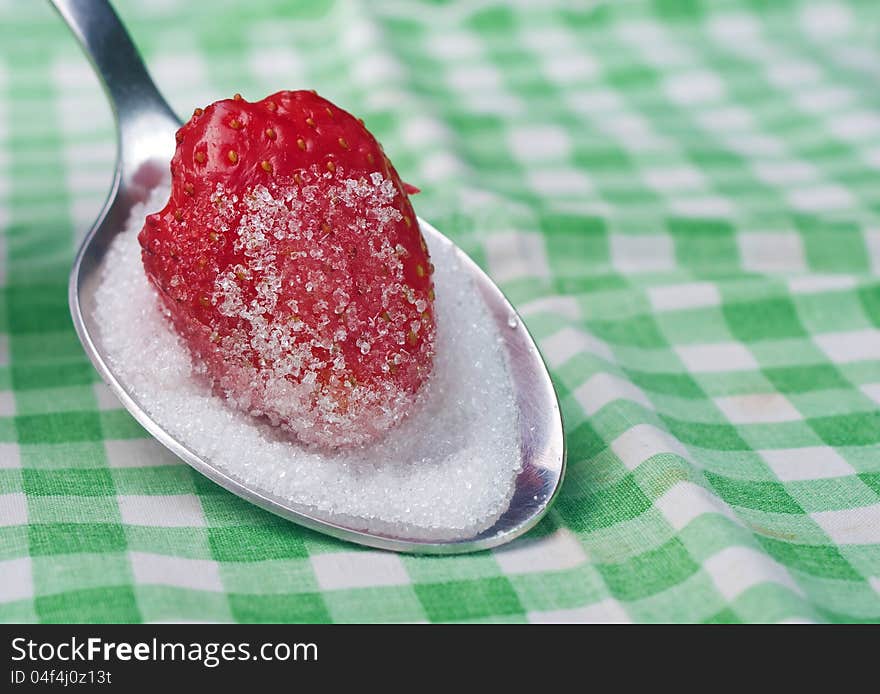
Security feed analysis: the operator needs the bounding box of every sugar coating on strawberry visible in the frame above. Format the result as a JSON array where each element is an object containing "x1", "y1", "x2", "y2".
[{"x1": 138, "y1": 91, "x2": 435, "y2": 448}]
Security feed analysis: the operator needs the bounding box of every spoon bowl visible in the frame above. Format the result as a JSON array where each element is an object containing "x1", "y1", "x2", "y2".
[{"x1": 54, "y1": 0, "x2": 565, "y2": 553}]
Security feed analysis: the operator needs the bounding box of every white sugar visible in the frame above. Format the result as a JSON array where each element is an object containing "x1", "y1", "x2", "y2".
[{"x1": 94, "y1": 185, "x2": 521, "y2": 540}]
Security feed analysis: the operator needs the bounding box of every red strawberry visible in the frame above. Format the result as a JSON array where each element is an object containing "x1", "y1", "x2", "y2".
[{"x1": 138, "y1": 91, "x2": 435, "y2": 448}]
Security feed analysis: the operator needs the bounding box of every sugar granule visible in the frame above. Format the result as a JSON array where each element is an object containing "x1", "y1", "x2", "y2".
[{"x1": 94, "y1": 185, "x2": 521, "y2": 540}]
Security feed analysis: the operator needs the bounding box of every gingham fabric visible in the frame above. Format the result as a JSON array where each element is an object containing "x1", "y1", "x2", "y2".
[{"x1": 1, "y1": 0, "x2": 879, "y2": 624}]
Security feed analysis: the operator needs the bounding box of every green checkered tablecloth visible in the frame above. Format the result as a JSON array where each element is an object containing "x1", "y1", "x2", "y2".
[{"x1": 1, "y1": 0, "x2": 879, "y2": 624}]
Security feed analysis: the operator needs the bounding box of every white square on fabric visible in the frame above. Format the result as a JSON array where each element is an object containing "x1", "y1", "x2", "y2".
[
  {"x1": 494, "y1": 528, "x2": 587, "y2": 575},
  {"x1": 610, "y1": 234, "x2": 675, "y2": 273},
  {"x1": 787, "y1": 185, "x2": 855, "y2": 212},
  {"x1": 92, "y1": 382, "x2": 122, "y2": 411},
  {"x1": 0, "y1": 443, "x2": 21, "y2": 469},
  {"x1": 707, "y1": 12, "x2": 761, "y2": 41},
  {"x1": 528, "y1": 599, "x2": 631, "y2": 623},
  {"x1": 508, "y1": 125, "x2": 572, "y2": 161},
  {"x1": 544, "y1": 52, "x2": 599, "y2": 83},
  {"x1": 704, "y1": 546, "x2": 801, "y2": 600},
  {"x1": 814, "y1": 329, "x2": 880, "y2": 364},
  {"x1": 520, "y1": 295, "x2": 581, "y2": 320},
  {"x1": 811, "y1": 504, "x2": 880, "y2": 544},
  {"x1": 484, "y1": 231, "x2": 550, "y2": 284},
  {"x1": 0, "y1": 558, "x2": 33, "y2": 602},
  {"x1": 752, "y1": 160, "x2": 818, "y2": 185},
  {"x1": 310, "y1": 551, "x2": 410, "y2": 591},
  {"x1": 527, "y1": 168, "x2": 593, "y2": 197},
  {"x1": 117, "y1": 495, "x2": 206, "y2": 527},
  {"x1": 642, "y1": 166, "x2": 706, "y2": 192},
  {"x1": 104, "y1": 439, "x2": 183, "y2": 469},
  {"x1": 766, "y1": 61, "x2": 821, "y2": 88},
  {"x1": 860, "y1": 383, "x2": 880, "y2": 405},
  {"x1": 540, "y1": 327, "x2": 615, "y2": 367},
  {"x1": 800, "y1": 2, "x2": 854, "y2": 39},
  {"x1": 760, "y1": 447, "x2": 855, "y2": 481},
  {"x1": 670, "y1": 196, "x2": 735, "y2": 217},
  {"x1": 648, "y1": 282, "x2": 721, "y2": 312},
  {"x1": 675, "y1": 342, "x2": 758, "y2": 373},
  {"x1": 787, "y1": 275, "x2": 856, "y2": 295},
  {"x1": 130, "y1": 552, "x2": 223, "y2": 592},
  {"x1": 714, "y1": 393, "x2": 803, "y2": 424},
  {"x1": 664, "y1": 70, "x2": 725, "y2": 105},
  {"x1": 795, "y1": 86, "x2": 854, "y2": 113},
  {"x1": 610, "y1": 424, "x2": 690, "y2": 471},
  {"x1": 655, "y1": 482, "x2": 741, "y2": 531},
  {"x1": 696, "y1": 105, "x2": 755, "y2": 131},
  {"x1": 864, "y1": 231, "x2": 880, "y2": 275},
  {"x1": 574, "y1": 372, "x2": 652, "y2": 416},
  {"x1": 0, "y1": 492, "x2": 27, "y2": 526},
  {"x1": 427, "y1": 32, "x2": 482, "y2": 60},
  {"x1": 247, "y1": 47, "x2": 304, "y2": 84},
  {"x1": 0, "y1": 390, "x2": 14, "y2": 416}
]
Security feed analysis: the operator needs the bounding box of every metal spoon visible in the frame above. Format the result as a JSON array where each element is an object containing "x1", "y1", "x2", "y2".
[{"x1": 52, "y1": 0, "x2": 565, "y2": 554}]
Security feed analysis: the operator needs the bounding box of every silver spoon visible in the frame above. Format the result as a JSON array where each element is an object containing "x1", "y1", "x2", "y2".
[{"x1": 53, "y1": 0, "x2": 565, "y2": 554}]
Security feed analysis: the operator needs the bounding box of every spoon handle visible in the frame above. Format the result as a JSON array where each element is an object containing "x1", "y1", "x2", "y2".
[{"x1": 50, "y1": 0, "x2": 180, "y2": 175}]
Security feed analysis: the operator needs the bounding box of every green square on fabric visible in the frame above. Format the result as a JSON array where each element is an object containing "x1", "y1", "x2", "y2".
[
  {"x1": 857, "y1": 283, "x2": 880, "y2": 328},
  {"x1": 540, "y1": 213, "x2": 610, "y2": 274},
  {"x1": 757, "y1": 537, "x2": 862, "y2": 581},
  {"x1": 661, "y1": 416, "x2": 751, "y2": 451},
  {"x1": 794, "y1": 290, "x2": 871, "y2": 334},
  {"x1": 784, "y1": 477, "x2": 879, "y2": 513},
  {"x1": 597, "y1": 537, "x2": 701, "y2": 602},
  {"x1": 323, "y1": 586, "x2": 427, "y2": 623},
  {"x1": 28, "y1": 524, "x2": 127, "y2": 556},
  {"x1": 509, "y1": 565, "x2": 610, "y2": 612},
  {"x1": 13, "y1": 387, "x2": 97, "y2": 417},
  {"x1": 22, "y1": 468, "x2": 114, "y2": 497},
  {"x1": 0, "y1": 600, "x2": 39, "y2": 623},
  {"x1": 652, "y1": 0, "x2": 703, "y2": 19},
  {"x1": 586, "y1": 315, "x2": 668, "y2": 348},
  {"x1": 219, "y1": 559, "x2": 319, "y2": 595},
  {"x1": 705, "y1": 607, "x2": 742, "y2": 624},
  {"x1": 414, "y1": 577, "x2": 523, "y2": 622},
  {"x1": 207, "y1": 525, "x2": 309, "y2": 562},
  {"x1": 5, "y1": 284, "x2": 70, "y2": 335},
  {"x1": 623, "y1": 368, "x2": 705, "y2": 398},
  {"x1": 555, "y1": 474, "x2": 653, "y2": 532},
  {"x1": 27, "y1": 495, "x2": 120, "y2": 524},
  {"x1": 763, "y1": 364, "x2": 850, "y2": 394},
  {"x1": 98, "y1": 411, "x2": 148, "y2": 440},
  {"x1": 809, "y1": 412, "x2": 880, "y2": 447},
  {"x1": 723, "y1": 298, "x2": 807, "y2": 341},
  {"x1": 667, "y1": 218, "x2": 738, "y2": 271},
  {"x1": 795, "y1": 217, "x2": 870, "y2": 273},
  {"x1": 227, "y1": 593, "x2": 332, "y2": 623},
  {"x1": 35, "y1": 586, "x2": 140, "y2": 623},
  {"x1": 11, "y1": 361, "x2": 95, "y2": 391},
  {"x1": 123, "y1": 526, "x2": 213, "y2": 560},
  {"x1": 0, "y1": 526, "x2": 30, "y2": 561},
  {"x1": 134, "y1": 586, "x2": 233, "y2": 624},
  {"x1": 31, "y1": 552, "x2": 133, "y2": 595},
  {"x1": 111, "y1": 466, "x2": 197, "y2": 495},
  {"x1": 18, "y1": 442, "x2": 107, "y2": 469},
  {"x1": 655, "y1": 307, "x2": 734, "y2": 345},
  {"x1": 15, "y1": 412, "x2": 103, "y2": 444},
  {"x1": 704, "y1": 472, "x2": 804, "y2": 514},
  {"x1": 729, "y1": 583, "x2": 815, "y2": 624}
]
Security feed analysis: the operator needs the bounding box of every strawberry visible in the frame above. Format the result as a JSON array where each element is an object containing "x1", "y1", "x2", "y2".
[{"x1": 138, "y1": 91, "x2": 435, "y2": 448}]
